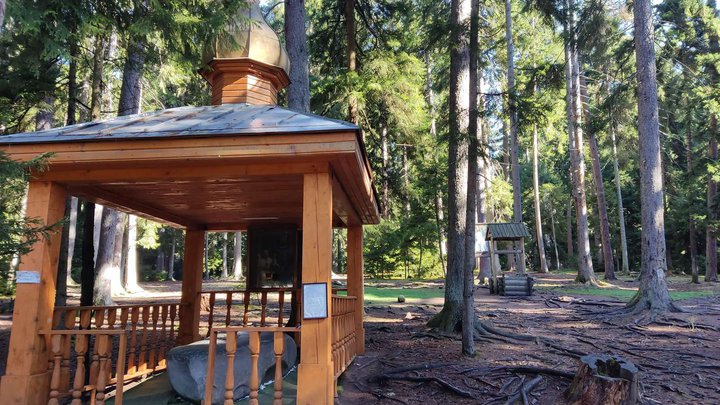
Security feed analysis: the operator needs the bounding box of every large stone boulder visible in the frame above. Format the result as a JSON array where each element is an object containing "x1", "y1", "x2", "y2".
[{"x1": 167, "y1": 332, "x2": 297, "y2": 404}]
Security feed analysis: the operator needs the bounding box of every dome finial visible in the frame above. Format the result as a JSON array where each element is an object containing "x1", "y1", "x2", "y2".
[{"x1": 201, "y1": 0, "x2": 290, "y2": 105}]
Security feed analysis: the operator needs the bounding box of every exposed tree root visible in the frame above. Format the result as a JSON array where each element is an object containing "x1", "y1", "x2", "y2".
[
  {"x1": 375, "y1": 374, "x2": 475, "y2": 398},
  {"x1": 503, "y1": 375, "x2": 543, "y2": 405}
]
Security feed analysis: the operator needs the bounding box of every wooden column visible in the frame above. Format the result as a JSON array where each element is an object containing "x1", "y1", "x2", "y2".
[
  {"x1": 178, "y1": 230, "x2": 204, "y2": 345},
  {"x1": 346, "y1": 225, "x2": 365, "y2": 355},
  {"x1": 296, "y1": 172, "x2": 334, "y2": 405},
  {"x1": 0, "y1": 182, "x2": 66, "y2": 405}
]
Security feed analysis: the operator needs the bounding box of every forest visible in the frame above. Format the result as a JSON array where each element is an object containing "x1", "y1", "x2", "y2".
[{"x1": 0, "y1": 0, "x2": 719, "y2": 402}]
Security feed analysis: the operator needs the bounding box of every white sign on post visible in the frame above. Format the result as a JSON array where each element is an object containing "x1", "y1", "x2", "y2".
[
  {"x1": 302, "y1": 282, "x2": 328, "y2": 319},
  {"x1": 16, "y1": 271, "x2": 41, "y2": 284}
]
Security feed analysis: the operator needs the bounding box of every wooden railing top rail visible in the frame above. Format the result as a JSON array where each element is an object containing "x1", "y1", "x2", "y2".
[
  {"x1": 41, "y1": 329, "x2": 128, "y2": 335},
  {"x1": 210, "y1": 326, "x2": 301, "y2": 333},
  {"x1": 54, "y1": 302, "x2": 182, "y2": 312},
  {"x1": 332, "y1": 295, "x2": 357, "y2": 299},
  {"x1": 200, "y1": 287, "x2": 298, "y2": 294}
]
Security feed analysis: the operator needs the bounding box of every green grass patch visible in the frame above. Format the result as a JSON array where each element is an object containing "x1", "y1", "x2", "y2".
[
  {"x1": 363, "y1": 286, "x2": 443, "y2": 304},
  {"x1": 538, "y1": 286, "x2": 714, "y2": 301}
]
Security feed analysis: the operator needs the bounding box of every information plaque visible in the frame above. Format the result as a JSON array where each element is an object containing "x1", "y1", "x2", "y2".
[{"x1": 302, "y1": 282, "x2": 328, "y2": 319}]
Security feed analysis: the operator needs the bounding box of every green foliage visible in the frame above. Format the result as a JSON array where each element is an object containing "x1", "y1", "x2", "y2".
[{"x1": 0, "y1": 152, "x2": 56, "y2": 292}]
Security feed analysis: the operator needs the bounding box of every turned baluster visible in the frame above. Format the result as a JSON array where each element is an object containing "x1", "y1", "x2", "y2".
[
  {"x1": 248, "y1": 332, "x2": 260, "y2": 405},
  {"x1": 273, "y1": 332, "x2": 284, "y2": 405},
  {"x1": 203, "y1": 332, "x2": 218, "y2": 405},
  {"x1": 277, "y1": 291, "x2": 285, "y2": 326},
  {"x1": 128, "y1": 306, "x2": 140, "y2": 375},
  {"x1": 71, "y1": 334, "x2": 88, "y2": 405},
  {"x1": 224, "y1": 331, "x2": 237, "y2": 405},
  {"x1": 60, "y1": 311, "x2": 75, "y2": 393},
  {"x1": 207, "y1": 293, "x2": 216, "y2": 336},
  {"x1": 106, "y1": 308, "x2": 117, "y2": 329},
  {"x1": 260, "y1": 292, "x2": 268, "y2": 326},
  {"x1": 94, "y1": 335, "x2": 110, "y2": 405},
  {"x1": 118, "y1": 308, "x2": 129, "y2": 379},
  {"x1": 149, "y1": 305, "x2": 160, "y2": 370},
  {"x1": 47, "y1": 335, "x2": 64, "y2": 405},
  {"x1": 242, "y1": 292, "x2": 250, "y2": 326},
  {"x1": 52, "y1": 310, "x2": 62, "y2": 329},
  {"x1": 158, "y1": 305, "x2": 169, "y2": 368},
  {"x1": 169, "y1": 305, "x2": 177, "y2": 346},
  {"x1": 139, "y1": 306, "x2": 150, "y2": 373},
  {"x1": 225, "y1": 292, "x2": 233, "y2": 327}
]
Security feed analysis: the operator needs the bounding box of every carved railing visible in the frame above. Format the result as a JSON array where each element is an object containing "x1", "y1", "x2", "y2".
[
  {"x1": 199, "y1": 288, "x2": 298, "y2": 336},
  {"x1": 43, "y1": 329, "x2": 127, "y2": 405},
  {"x1": 331, "y1": 295, "x2": 357, "y2": 379},
  {"x1": 204, "y1": 326, "x2": 301, "y2": 405},
  {"x1": 52, "y1": 303, "x2": 179, "y2": 382}
]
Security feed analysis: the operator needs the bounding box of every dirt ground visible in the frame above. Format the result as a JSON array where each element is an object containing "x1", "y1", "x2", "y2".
[
  {"x1": 338, "y1": 274, "x2": 720, "y2": 405},
  {"x1": 0, "y1": 274, "x2": 718, "y2": 404}
]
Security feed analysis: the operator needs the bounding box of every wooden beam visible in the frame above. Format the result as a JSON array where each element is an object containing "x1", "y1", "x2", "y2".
[
  {"x1": 296, "y1": 172, "x2": 334, "y2": 405},
  {"x1": 346, "y1": 226, "x2": 365, "y2": 355},
  {"x1": 332, "y1": 175, "x2": 361, "y2": 227},
  {"x1": 68, "y1": 185, "x2": 198, "y2": 229},
  {"x1": 0, "y1": 182, "x2": 66, "y2": 405},
  {"x1": 178, "y1": 230, "x2": 205, "y2": 345},
  {"x1": 34, "y1": 161, "x2": 327, "y2": 184}
]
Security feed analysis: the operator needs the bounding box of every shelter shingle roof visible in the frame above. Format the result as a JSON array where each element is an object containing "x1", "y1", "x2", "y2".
[
  {"x1": 0, "y1": 104, "x2": 358, "y2": 144},
  {"x1": 483, "y1": 223, "x2": 531, "y2": 241}
]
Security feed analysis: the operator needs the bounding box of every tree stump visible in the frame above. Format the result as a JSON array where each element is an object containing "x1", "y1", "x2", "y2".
[{"x1": 565, "y1": 354, "x2": 640, "y2": 405}]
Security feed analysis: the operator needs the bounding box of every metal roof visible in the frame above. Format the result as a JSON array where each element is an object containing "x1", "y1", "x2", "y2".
[
  {"x1": 0, "y1": 104, "x2": 358, "y2": 144},
  {"x1": 483, "y1": 223, "x2": 530, "y2": 241}
]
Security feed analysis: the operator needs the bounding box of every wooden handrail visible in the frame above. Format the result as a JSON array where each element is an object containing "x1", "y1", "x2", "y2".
[
  {"x1": 204, "y1": 326, "x2": 301, "y2": 405},
  {"x1": 43, "y1": 329, "x2": 128, "y2": 405}
]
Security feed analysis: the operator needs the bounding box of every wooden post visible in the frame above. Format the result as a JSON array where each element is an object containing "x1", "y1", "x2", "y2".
[
  {"x1": 346, "y1": 226, "x2": 365, "y2": 355},
  {"x1": 0, "y1": 181, "x2": 66, "y2": 405},
  {"x1": 296, "y1": 172, "x2": 334, "y2": 405},
  {"x1": 178, "y1": 230, "x2": 204, "y2": 345}
]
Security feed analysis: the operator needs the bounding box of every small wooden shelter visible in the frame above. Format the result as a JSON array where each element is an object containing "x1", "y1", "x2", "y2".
[
  {"x1": 479, "y1": 222, "x2": 530, "y2": 274},
  {"x1": 0, "y1": 2, "x2": 379, "y2": 404}
]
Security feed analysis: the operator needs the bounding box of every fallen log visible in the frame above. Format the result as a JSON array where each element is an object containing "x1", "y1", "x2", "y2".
[{"x1": 565, "y1": 354, "x2": 641, "y2": 405}]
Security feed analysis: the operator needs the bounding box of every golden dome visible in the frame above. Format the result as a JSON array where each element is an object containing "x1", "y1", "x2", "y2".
[{"x1": 206, "y1": 0, "x2": 290, "y2": 74}]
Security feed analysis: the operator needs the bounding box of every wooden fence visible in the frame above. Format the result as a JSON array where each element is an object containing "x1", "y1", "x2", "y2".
[
  {"x1": 43, "y1": 329, "x2": 127, "y2": 405},
  {"x1": 52, "y1": 303, "x2": 179, "y2": 381},
  {"x1": 199, "y1": 288, "x2": 298, "y2": 335},
  {"x1": 204, "y1": 326, "x2": 301, "y2": 405},
  {"x1": 331, "y1": 295, "x2": 357, "y2": 379}
]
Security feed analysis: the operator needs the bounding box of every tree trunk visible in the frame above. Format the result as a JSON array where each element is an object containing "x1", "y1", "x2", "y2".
[
  {"x1": 566, "y1": 202, "x2": 574, "y2": 259},
  {"x1": 204, "y1": 232, "x2": 210, "y2": 280},
  {"x1": 90, "y1": 35, "x2": 106, "y2": 121},
  {"x1": 462, "y1": 0, "x2": 479, "y2": 356},
  {"x1": 94, "y1": 209, "x2": 125, "y2": 305},
  {"x1": 477, "y1": 78, "x2": 491, "y2": 282},
  {"x1": 234, "y1": 232, "x2": 244, "y2": 280},
  {"x1": 627, "y1": 0, "x2": 675, "y2": 314},
  {"x1": 706, "y1": 126, "x2": 718, "y2": 282},
  {"x1": 550, "y1": 203, "x2": 561, "y2": 270},
  {"x1": 55, "y1": 197, "x2": 71, "y2": 307},
  {"x1": 221, "y1": 232, "x2": 229, "y2": 279},
  {"x1": 564, "y1": 15, "x2": 594, "y2": 284},
  {"x1": 428, "y1": 0, "x2": 470, "y2": 333},
  {"x1": 0, "y1": 0, "x2": 5, "y2": 28},
  {"x1": 157, "y1": 248, "x2": 166, "y2": 275},
  {"x1": 66, "y1": 197, "x2": 78, "y2": 286},
  {"x1": 67, "y1": 40, "x2": 79, "y2": 126},
  {"x1": 580, "y1": 77, "x2": 615, "y2": 279},
  {"x1": 425, "y1": 55, "x2": 447, "y2": 274},
  {"x1": 117, "y1": 37, "x2": 145, "y2": 116},
  {"x1": 686, "y1": 113, "x2": 700, "y2": 283},
  {"x1": 80, "y1": 201, "x2": 95, "y2": 307},
  {"x1": 345, "y1": 0, "x2": 358, "y2": 124},
  {"x1": 532, "y1": 123, "x2": 549, "y2": 273},
  {"x1": 611, "y1": 125, "x2": 630, "y2": 274},
  {"x1": 35, "y1": 96, "x2": 54, "y2": 131},
  {"x1": 284, "y1": 0, "x2": 310, "y2": 112},
  {"x1": 93, "y1": 204, "x2": 103, "y2": 263},
  {"x1": 125, "y1": 215, "x2": 141, "y2": 292},
  {"x1": 505, "y1": 0, "x2": 521, "y2": 226},
  {"x1": 565, "y1": 354, "x2": 640, "y2": 405},
  {"x1": 381, "y1": 126, "x2": 390, "y2": 218},
  {"x1": 168, "y1": 233, "x2": 176, "y2": 281}
]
